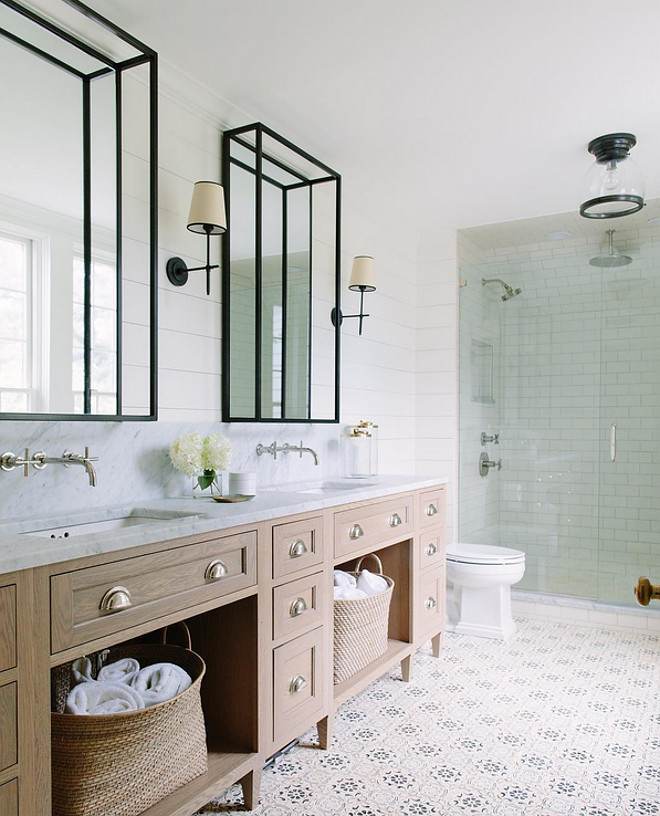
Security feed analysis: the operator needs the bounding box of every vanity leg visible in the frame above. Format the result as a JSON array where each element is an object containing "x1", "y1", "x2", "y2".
[
  {"x1": 240, "y1": 765, "x2": 262, "y2": 811},
  {"x1": 317, "y1": 715, "x2": 333, "y2": 750},
  {"x1": 431, "y1": 632, "x2": 443, "y2": 658},
  {"x1": 400, "y1": 655, "x2": 412, "y2": 683}
]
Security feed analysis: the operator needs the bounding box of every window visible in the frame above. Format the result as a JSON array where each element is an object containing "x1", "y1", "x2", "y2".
[
  {"x1": 72, "y1": 252, "x2": 117, "y2": 414},
  {"x1": 0, "y1": 229, "x2": 43, "y2": 411}
]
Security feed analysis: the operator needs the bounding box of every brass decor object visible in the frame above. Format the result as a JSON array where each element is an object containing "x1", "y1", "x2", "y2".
[{"x1": 634, "y1": 577, "x2": 660, "y2": 606}]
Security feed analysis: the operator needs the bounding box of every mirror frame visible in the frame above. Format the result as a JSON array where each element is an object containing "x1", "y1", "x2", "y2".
[
  {"x1": 221, "y1": 122, "x2": 341, "y2": 423},
  {"x1": 0, "y1": 0, "x2": 158, "y2": 421}
]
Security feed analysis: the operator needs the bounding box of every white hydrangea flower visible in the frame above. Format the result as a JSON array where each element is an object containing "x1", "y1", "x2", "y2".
[
  {"x1": 169, "y1": 432, "x2": 203, "y2": 476},
  {"x1": 201, "y1": 433, "x2": 233, "y2": 472}
]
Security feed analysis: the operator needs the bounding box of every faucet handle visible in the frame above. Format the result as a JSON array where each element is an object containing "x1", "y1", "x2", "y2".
[{"x1": 83, "y1": 446, "x2": 99, "y2": 462}]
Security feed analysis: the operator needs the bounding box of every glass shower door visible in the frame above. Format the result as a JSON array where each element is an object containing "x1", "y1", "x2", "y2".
[{"x1": 597, "y1": 259, "x2": 660, "y2": 605}]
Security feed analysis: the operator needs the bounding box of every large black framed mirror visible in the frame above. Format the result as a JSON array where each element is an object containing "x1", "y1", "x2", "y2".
[
  {"x1": 222, "y1": 123, "x2": 341, "y2": 423},
  {"x1": 0, "y1": 0, "x2": 157, "y2": 420}
]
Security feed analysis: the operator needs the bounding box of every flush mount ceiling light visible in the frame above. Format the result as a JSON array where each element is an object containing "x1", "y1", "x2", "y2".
[
  {"x1": 166, "y1": 181, "x2": 227, "y2": 295},
  {"x1": 580, "y1": 133, "x2": 645, "y2": 219}
]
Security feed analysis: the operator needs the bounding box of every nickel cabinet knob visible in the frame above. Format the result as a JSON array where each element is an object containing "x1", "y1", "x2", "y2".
[
  {"x1": 289, "y1": 674, "x2": 308, "y2": 694},
  {"x1": 425, "y1": 596, "x2": 437, "y2": 609},
  {"x1": 389, "y1": 513, "x2": 402, "y2": 527},
  {"x1": 289, "y1": 597, "x2": 308, "y2": 617},
  {"x1": 204, "y1": 560, "x2": 228, "y2": 581},
  {"x1": 349, "y1": 524, "x2": 364, "y2": 540},
  {"x1": 99, "y1": 585, "x2": 133, "y2": 613},
  {"x1": 425, "y1": 542, "x2": 438, "y2": 556},
  {"x1": 289, "y1": 539, "x2": 308, "y2": 558},
  {"x1": 425, "y1": 503, "x2": 438, "y2": 517}
]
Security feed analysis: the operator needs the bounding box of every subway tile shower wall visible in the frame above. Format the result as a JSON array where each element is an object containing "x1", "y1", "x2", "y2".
[{"x1": 458, "y1": 217, "x2": 660, "y2": 606}]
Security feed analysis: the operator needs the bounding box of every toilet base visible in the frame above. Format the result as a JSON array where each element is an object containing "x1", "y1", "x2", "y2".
[{"x1": 446, "y1": 582, "x2": 518, "y2": 641}]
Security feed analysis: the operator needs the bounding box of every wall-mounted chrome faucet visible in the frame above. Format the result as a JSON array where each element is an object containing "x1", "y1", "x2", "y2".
[
  {"x1": 256, "y1": 441, "x2": 319, "y2": 466},
  {"x1": 479, "y1": 452, "x2": 502, "y2": 477},
  {"x1": 481, "y1": 432, "x2": 500, "y2": 446},
  {"x1": 1, "y1": 447, "x2": 98, "y2": 486}
]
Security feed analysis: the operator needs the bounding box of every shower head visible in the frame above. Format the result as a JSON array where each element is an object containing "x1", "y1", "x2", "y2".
[
  {"x1": 482, "y1": 277, "x2": 523, "y2": 302},
  {"x1": 589, "y1": 229, "x2": 632, "y2": 268}
]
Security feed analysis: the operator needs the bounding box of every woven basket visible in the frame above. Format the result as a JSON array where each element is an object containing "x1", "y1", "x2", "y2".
[
  {"x1": 333, "y1": 553, "x2": 394, "y2": 684},
  {"x1": 51, "y1": 624, "x2": 208, "y2": 816}
]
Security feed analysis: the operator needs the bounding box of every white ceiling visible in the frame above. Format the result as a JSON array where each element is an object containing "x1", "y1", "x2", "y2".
[{"x1": 87, "y1": 0, "x2": 660, "y2": 240}]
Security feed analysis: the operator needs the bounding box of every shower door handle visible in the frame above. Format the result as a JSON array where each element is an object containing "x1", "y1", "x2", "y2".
[{"x1": 610, "y1": 423, "x2": 616, "y2": 462}]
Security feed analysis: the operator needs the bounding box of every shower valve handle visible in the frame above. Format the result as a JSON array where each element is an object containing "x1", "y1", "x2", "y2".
[
  {"x1": 479, "y1": 452, "x2": 502, "y2": 477},
  {"x1": 481, "y1": 432, "x2": 500, "y2": 446}
]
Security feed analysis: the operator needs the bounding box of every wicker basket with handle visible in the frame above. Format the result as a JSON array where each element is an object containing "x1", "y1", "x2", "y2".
[
  {"x1": 51, "y1": 623, "x2": 208, "y2": 816},
  {"x1": 333, "y1": 553, "x2": 394, "y2": 684}
]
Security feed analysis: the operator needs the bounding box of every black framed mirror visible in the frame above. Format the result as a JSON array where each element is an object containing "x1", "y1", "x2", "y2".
[
  {"x1": 222, "y1": 123, "x2": 341, "y2": 423},
  {"x1": 0, "y1": 0, "x2": 157, "y2": 420}
]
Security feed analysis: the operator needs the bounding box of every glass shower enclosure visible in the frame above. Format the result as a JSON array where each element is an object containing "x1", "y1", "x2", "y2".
[{"x1": 458, "y1": 229, "x2": 660, "y2": 607}]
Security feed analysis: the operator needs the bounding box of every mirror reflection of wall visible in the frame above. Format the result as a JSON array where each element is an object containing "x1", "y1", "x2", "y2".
[
  {"x1": 223, "y1": 123, "x2": 340, "y2": 423},
  {"x1": 0, "y1": 0, "x2": 157, "y2": 419}
]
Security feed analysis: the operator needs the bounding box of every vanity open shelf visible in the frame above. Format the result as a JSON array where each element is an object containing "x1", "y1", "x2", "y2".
[{"x1": 2, "y1": 477, "x2": 446, "y2": 815}]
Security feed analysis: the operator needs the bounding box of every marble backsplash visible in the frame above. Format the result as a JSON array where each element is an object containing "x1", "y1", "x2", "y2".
[{"x1": 0, "y1": 420, "x2": 343, "y2": 520}]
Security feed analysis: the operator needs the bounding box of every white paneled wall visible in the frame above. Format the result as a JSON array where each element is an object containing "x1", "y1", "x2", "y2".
[{"x1": 1, "y1": 66, "x2": 461, "y2": 519}]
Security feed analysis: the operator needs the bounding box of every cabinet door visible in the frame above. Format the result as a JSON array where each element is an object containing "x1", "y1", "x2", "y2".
[
  {"x1": 418, "y1": 486, "x2": 445, "y2": 530},
  {"x1": 0, "y1": 682, "x2": 17, "y2": 772},
  {"x1": 0, "y1": 779, "x2": 18, "y2": 816},
  {"x1": 272, "y1": 572, "x2": 326, "y2": 644},
  {"x1": 417, "y1": 565, "x2": 445, "y2": 641},
  {"x1": 272, "y1": 627, "x2": 325, "y2": 746},
  {"x1": 0, "y1": 585, "x2": 16, "y2": 673}
]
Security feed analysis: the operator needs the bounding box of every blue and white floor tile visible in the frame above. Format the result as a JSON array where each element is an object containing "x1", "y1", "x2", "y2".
[{"x1": 197, "y1": 617, "x2": 660, "y2": 815}]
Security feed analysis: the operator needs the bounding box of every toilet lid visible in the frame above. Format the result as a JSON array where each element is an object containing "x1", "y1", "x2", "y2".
[{"x1": 446, "y1": 542, "x2": 525, "y2": 565}]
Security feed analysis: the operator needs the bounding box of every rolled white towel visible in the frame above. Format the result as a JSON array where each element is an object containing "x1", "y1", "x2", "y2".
[
  {"x1": 98, "y1": 657, "x2": 140, "y2": 685},
  {"x1": 65, "y1": 681, "x2": 145, "y2": 715},
  {"x1": 334, "y1": 569, "x2": 357, "y2": 588},
  {"x1": 357, "y1": 568, "x2": 388, "y2": 596},
  {"x1": 334, "y1": 585, "x2": 368, "y2": 600},
  {"x1": 71, "y1": 656, "x2": 94, "y2": 685},
  {"x1": 131, "y1": 662, "x2": 192, "y2": 707}
]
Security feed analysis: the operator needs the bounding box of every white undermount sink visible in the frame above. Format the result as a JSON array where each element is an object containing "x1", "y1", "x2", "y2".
[{"x1": 19, "y1": 510, "x2": 201, "y2": 539}]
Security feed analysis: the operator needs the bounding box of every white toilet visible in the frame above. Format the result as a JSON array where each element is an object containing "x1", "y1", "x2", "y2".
[{"x1": 445, "y1": 542, "x2": 525, "y2": 640}]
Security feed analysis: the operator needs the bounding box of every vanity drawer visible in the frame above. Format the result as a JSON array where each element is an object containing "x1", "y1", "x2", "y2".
[
  {"x1": 419, "y1": 529, "x2": 446, "y2": 571},
  {"x1": 50, "y1": 531, "x2": 257, "y2": 653},
  {"x1": 418, "y1": 565, "x2": 445, "y2": 639},
  {"x1": 0, "y1": 778, "x2": 18, "y2": 816},
  {"x1": 0, "y1": 682, "x2": 17, "y2": 772},
  {"x1": 334, "y1": 495, "x2": 413, "y2": 559},
  {"x1": 0, "y1": 585, "x2": 16, "y2": 673},
  {"x1": 273, "y1": 516, "x2": 324, "y2": 580},
  {"x1": 418, "y1": 486, "x2": 445, "y2": 530},
  {"x1": 273, "y1": 571, "x2": 326, "y2": 644},
  {"x1": 273, "y1": 626, "x2": 325, "y2": 745}
]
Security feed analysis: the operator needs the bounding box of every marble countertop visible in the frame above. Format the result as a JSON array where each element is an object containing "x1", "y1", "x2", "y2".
[{"x1": 0, "y1": 475, "x2": 447, "y2": 574}]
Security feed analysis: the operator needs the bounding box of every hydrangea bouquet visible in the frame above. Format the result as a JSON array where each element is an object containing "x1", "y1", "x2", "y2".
[{"x1": 169, "y1": 432, "x2": 233, "y2": 497}]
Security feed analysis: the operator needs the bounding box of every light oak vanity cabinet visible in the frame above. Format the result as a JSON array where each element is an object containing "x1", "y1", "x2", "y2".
[{"x1": 2, "y1": 480, "x2": 446, "y2": 816}]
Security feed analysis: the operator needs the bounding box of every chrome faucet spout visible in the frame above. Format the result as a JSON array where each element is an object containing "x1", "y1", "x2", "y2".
[{"x1": 282, "y1": 442, "x2": 319, "y2": 466}]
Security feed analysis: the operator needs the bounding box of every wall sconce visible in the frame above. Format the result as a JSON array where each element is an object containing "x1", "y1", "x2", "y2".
[
  {"x1": 166, "y1": 181, "x2": 227, "y2": 295},
  {"x1": 580, "y1": 133, "x2": 645, "y2": 219},
  {"x1": 331, "y1": 255, "x2": 376, "y2": 336}
]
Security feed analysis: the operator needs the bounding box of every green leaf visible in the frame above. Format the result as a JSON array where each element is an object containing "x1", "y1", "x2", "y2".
[{"x1": 197, "y1": 470, "x2": 216, "y2": 490}]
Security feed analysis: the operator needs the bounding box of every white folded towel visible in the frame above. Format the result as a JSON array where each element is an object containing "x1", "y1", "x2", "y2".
[
  {"x1": 334, "y1": 569, "x2": 357, "y2": 588},
  {"x1": 71, "y1": 656, "x2": 94, "y2": 684},
  {"x1": 131, "y1": 662, "x2": 192, "y2": 707},
  {"x1": 65, "y1": 681, "x2": 145, "y2": 715},
  {"x1": 357, "y1": 568, "x2": 388, "y2": 596},
  {"x1": 98, "y1": 657, "x2": 140, "y2": 685},
  {"x1": 334, "y1": 585, "x2": 368, "y2": 600}
]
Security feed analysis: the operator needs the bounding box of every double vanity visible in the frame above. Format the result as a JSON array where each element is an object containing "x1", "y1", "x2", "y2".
[{"x1": 0, "y1": 475, "x2": 446, "y2": 816}]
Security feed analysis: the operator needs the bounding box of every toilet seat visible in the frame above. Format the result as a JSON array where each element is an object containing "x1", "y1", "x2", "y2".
[{"x1": 446, "y1": 542, "x2": 525, "y2": 566}]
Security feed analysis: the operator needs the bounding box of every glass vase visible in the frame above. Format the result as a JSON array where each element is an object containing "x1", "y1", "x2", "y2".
[{"x1": 192, "y1": 469, "x2": 221, "y2": 499}]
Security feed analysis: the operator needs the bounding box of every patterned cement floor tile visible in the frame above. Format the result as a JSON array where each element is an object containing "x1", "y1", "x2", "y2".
[{"x1": 196, "y1": 617, "x2": 660, "y2": 815}]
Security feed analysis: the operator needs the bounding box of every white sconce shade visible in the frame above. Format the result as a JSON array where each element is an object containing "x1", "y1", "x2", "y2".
[
  {"x1": 349, "y1": 255, "x2": 376, "y2": 291},
  {"x1": 187, "y1": 181, "x2": 226, "y2": 234}
]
